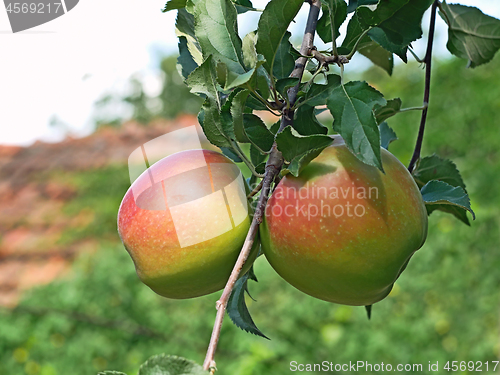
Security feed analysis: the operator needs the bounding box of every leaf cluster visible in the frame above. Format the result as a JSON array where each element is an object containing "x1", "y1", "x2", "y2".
[
  {"x1": 106, "y1": 0, "x2": 500, "y2": 368},
  {"x1": 156, "y1": 0, "x2": 500, "y2": 345}
]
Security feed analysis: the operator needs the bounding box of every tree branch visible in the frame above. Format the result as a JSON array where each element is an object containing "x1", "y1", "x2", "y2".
[
  {"x1": 408, "y1": 0, "x2": 438, "y2": 173},
  {"x1": 202, "y1": 0, "x2": 322, "y2": 370}
]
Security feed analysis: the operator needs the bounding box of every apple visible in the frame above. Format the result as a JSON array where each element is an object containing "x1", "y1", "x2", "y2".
[
  {"x1": 260, "y1": 136, "x2": 428, "y2": 306},
  {"x1": 118, "y1": 149, "x2": 257, "y2": 299}
]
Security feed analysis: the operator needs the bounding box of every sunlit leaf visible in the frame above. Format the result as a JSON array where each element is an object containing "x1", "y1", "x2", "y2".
[
  {"x1": 276, "y1": 126, "x2": 333, "y2": 176},
  {"x1": 326, "y1": 81, "x2": 386, "y2": 170},
  {"x1": 187, "y1": 0, "x2": 246, "y2": 74},
  {"x1": 163, "y1": 0, "x2": 187, "y2": 12},
  {"x1": 256, "y1": 0, "x2": 304, "y2": 78},
  {"x1": 421, "y1": 180, "x2": 475, "y2": 224},
  {"x1": 177, "y1": 36, "x2": 198, "y2": 80},
  {"x1": 439, "y1": 2, "x2": 500, "y2": 68},
  {"x1": 138, "y1": 354, "x2": 206, "y2": 375},
  {"x1": 357, "y1": 0, "x2": 434, "y2": 62}
]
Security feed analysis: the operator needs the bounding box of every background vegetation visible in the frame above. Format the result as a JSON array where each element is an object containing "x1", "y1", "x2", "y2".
[{"x1": 0, "y1": 53, "x2": 499, "y2": 375}]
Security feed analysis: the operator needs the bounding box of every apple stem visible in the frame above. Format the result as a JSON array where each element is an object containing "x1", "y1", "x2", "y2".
[
  {"x1": 408, "y1": 0, "x2": 438, "y2": 173},
  {"x1": 202, "y1": 0, "x2": 322, "y2": 370}
]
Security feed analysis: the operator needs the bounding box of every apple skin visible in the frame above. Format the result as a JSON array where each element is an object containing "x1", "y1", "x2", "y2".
[
  {"x1": 118, "y1": 149, "x2": 257, "y2": 299},
  {"x1": 260, "y1": 136, "x2": 428, "y2": 306}
]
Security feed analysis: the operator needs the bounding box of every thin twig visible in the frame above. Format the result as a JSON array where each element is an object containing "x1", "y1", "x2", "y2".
[
  {"x1": 310, "y1": 48, "x2": 348, "y2": 69},
  {"x1": 247, "y1": 179, "x2": 264, "y2": 199},
  {"x1": 230, "y1": 140, "x2": 265, "y2": 178},
  {"x1": 408, "y1": 0, "x2": 438, "y2": 173},
  {"x1": 202, "y1": 165, "x2": 277, "y2": 370},
  {"x1": 399, "y1": 105, "x2": 428, "y2": 113},
  {"x1": 247, "y1": 87, "x2": 282, "y2": 116},
  {"x1": 346, "y1": 27, "x2": 372, "y2": 60},
  {"x1": 202, "y1": 0, "x2": 322, "y2": 370},
  {"x1": 408, "y1": 47, "x2": 425, "y2": 64},
  {"x1": 436, "y1": 1, "x2": 451, "y2": 27}
]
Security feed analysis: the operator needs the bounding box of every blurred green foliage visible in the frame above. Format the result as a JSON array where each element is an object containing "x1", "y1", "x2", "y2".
[
  {"x1": 1, "y1": 55, "x2": 499, "y2": 375},
  {"x1": 93, "y1": 56, "x2": 203, "y2": 127}
]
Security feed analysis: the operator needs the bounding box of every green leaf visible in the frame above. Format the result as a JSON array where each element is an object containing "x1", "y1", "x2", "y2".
[
  {"x1": 175, "y1": 9, "x2": 203, "y2": 66},
  {"x1": 138, "y1": 354, "x2": 207, "y2": 375},
  {"x1": 255, "y1": 162, "x2": 266, "y2": 174},
  {"x1": 269, "y1": 120, "x2": 281, "y2": 135},
  {"x1": 294, "y1": 105, "x2": 328, "y2": 136},
  {"x1": 439, "y1": 2, "x2": 500, "y2": 68},
  {"x1": 225, "y1": 55, "x2": 265, "y2": 90},
  {"x1": 427, "y1": 204, "x2": 471, "y2": 226},
  {"x1": 347, "y1": 0, "x2": 377, "y2": 13},
  {"x1": 326, "y1": 81, "x2": 386, "y2": 170},
  {"x1": 233, "y1": 0, "x2": 255, "y2": 13},
  {"x1": 356, "y1": 0, "x2": 408, "y2": 26},
  {"x1": 221, "y1": 147, "x2": 243, "y2": 162},
  {"x1": 98, "y1": 372, "x2": 127, "y2": 375},
  {"x1": 342, "y1": 14, "x2": 394, "y2": 73},
  {"x1": 358, "y1": 41, "x2": 394, "y2": 75},
  {"x1": 276, "y1": 77, "x2": 300, "y2": 98},
  {"x1": 256, "y1": 0, "x2": 304, "y2": 78},
  {"x1": 276, "y1": 126, "x2": 333, "y2": 176},
  {"x1": 272, "y1": 31, "x2": 295, "y2": 80},
  {"x1": 246, "y1": 94, "x2": 268, "y2": 110},
  {"x1": 317, "y1": 0, "x2": 348, "y2": 44},
  {"x1": 231, "y1": 89, "x2": 251, "y2": 143},
  {"x1": 358, "y1": 0, "x2": 434, "y2": 62},
  {"x1": 255, "y1": 66, "x2": 273, "y2": 100},
  {"x1": 412, "y1": 155, "x2": 466, "y2": 191},
  {"x1": 250, "y1": 144, "x2": 267, "y2": 166},
  {"x1": 379, "y1": 121, "x2": 397, "y2": 150},
  {"x1": 227, "y1": 266, "x2": 269, "y2": 339},
  {"x1": 368, "y1": 27, "x2": 408, "y2": 62},
  {"x1": 301, "y1": 74, "x2": 342, "y2": 107},
  {"x1": 186, "y1": 56, "x2": 219, "y2": 101},
  {"x1": 176, "y1": 8, "x2": 196, "y2": 40},
  {"x1": 374, "y1": 98, "x2": 402, "y2": 123},
  {"x1": 421, "y1": 180, "x2": 475, "y2": 223},
  {"x1": 244, "y1": 114, "x2": 275, "y2": 153},
  {"x1": 163, "y1": 0, "x2": 187, "y2": 12},
  {"x1": 198, "y1": 97, "x2": 233, "y2": 148},
  {"x1": 365, "y1": 304, "x2": 372, "y2": 320},
  {"x1": 342, "y1": 13, "x2": 366, "y2": 50},
  {"x1": 242, "y1": 31, "x2": 258, "y2": 69},
  {"x1": 177, "y1": 37, "x2": 199, "y2": 80},
  {"x1": 241, "y1": 31, "x2": 271, "y2": 97},
  {"x1": 187, "y1": 0, "x2": 246, "y2": 75}
]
